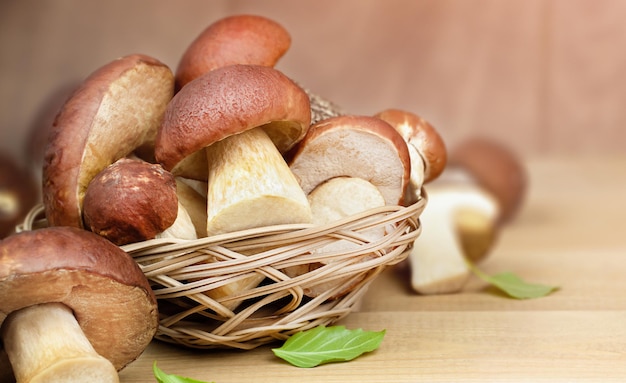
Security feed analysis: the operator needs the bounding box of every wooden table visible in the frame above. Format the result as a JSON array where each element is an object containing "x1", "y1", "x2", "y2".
[{"x1": 117, "y1": 156, "x2": 626, "y2": 382}]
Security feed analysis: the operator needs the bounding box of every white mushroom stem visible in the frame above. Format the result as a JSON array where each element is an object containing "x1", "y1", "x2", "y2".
[
  {"x1": 204, "y1": 126, "x2": 311, "y2": 235},
  {"x1": 410, "y1": 181, "x2": 499, "y2": 294},
  {"x1": 2, "y1": 302, "x2": 118, "y2": 383},
  {"x1": 404, "y1": 143, "x2": 426, "y2": 205},
  {"x1": 156, "y1": 202, "x2": 198, "y2": 240}
]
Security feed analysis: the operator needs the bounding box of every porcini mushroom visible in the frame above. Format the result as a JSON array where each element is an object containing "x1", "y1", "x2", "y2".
[
  {"x1": 42, "y1": 53, "x2": 174, "y2": 228},
  {"x1": 409, "y1": 137, "x2": 527, "y2": 294},
  {"x1": 0, "y1": 226, "x2": 158, "y2": 382},
  {"x1": 175, "y1": 14, "x2": 291, "y2": 90},
  {"x1": 82, "y1": 157, "x2": 197, "y2": 245},
  {"x1": 374, "y1": 108, "x2": 447, "y2": 205},
  {"x1": 0, "y1": 154, "x2": 38, "y2": 239},
  {"x1": 288, "y1": 115, "x2": 412, "y2": 206},
  {"x1": 155, "y1": 64, "x2": 313, "y2": 235}
]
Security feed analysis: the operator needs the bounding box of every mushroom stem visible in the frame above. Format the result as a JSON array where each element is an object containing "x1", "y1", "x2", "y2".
[
  {"x1": 2, "y1": 302, "x2": 118, "y2": 383},
  {"x1": 156, "y1": 202, "x2": 198, "y2": 240},
  {"x1": 205, "y1": 126, "x2": 311, "y2": 235}
]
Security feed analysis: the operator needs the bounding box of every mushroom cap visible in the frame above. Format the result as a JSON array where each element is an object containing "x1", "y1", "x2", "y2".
[
  {"x1": 83, "y1": 158, "x2": 178, "y2": 245},
  {"x1": 288, "y1": 115, "x2": 412, "y2": 206},
  {"x1": 175, "y1": 14, "x2": 291, "y2": 89},
  {"x1": 0, "y1": 226, "x2": 158, "y2": 371},
  {"x1": 0, "y1": 154, "x2": 38, "y2": 238},
  {"x1": 155, "y1": 64, "x2": 311, "y2": 175},
  {"x1": 42, "y1": 53, "x2": 174, "y2": 228},
  {"x1": 449, "y1": 137, "x2": 527, "y2": 224},
  {"x1": 374, "y1": 108, "x2": 447, "y2": 183}
]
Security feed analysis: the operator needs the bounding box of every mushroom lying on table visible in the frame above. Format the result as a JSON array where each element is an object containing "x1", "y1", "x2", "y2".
[
  {"x1": 0, "y1": 227, "x2": 158, "y2": 382},
  {"x1": 42, "y1": 53, "x2": 174, "y2": 228},
  {"x1": 82, "y1": 157, "x2": 198, "y2": 245},
  {"x1": 409, "y1": 137, "x2": 527, "y2": 294}
]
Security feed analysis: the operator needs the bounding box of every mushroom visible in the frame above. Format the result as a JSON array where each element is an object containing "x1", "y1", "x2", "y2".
[
  {"x1": 288, "y1": 115, "x2": 412, "y2": 206},
  {"x1": 154, "y1": 64, "x2": 312, "y2": 310},
  {"x1": 42, "y1": 53, "x2": 174, "y2": 228},
  {"x1": 82, "y1": 157, "x2": 197, "y2": 245},
  {"x1": 175, "y1": 14, "x2": 291, "y2": 90},
  {"x1": 409, "y1": 137, "x2": 527, "y2": 294},
  {"x1": 0, "y1": 154, "x2": 38, "y2": 239},
  {"x1": 374, "y1": 108, "x2": 447, "y2": 205},
  {"x1": 0, "y1": 226, "x2": 158, "y2": 382},
  {"x1": 155, "y1": 64, "x2": 312, "y2": 235}
]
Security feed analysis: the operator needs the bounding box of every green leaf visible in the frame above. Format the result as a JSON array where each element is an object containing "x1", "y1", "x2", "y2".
[
  {"x1": 153, "y1": 362, "x2": 214, "y2": 383},
  {"x1": 467, "y1": 261, "x2": 558, "y2": 299},
  {"x1": 272, "y1": 325, "x2": 385, "y2": 368}
]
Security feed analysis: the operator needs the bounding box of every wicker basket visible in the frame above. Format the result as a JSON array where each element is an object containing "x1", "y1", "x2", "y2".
[{"x1": 19, "y1": 196, "x2": 425, "y2": 350}]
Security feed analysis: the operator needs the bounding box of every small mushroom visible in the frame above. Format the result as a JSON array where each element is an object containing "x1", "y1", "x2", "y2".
[
  {"x1": 409, "y1": 137, "x2": 527, "y2": 294},
  {"x1": 0, "y1": 154, "x2": 38, "y2": 239},
  {"x1": 288, "y1": 115, "x2": 412, "y2": 206},
  {"x1": 374, "y1": 108, "x2": 447, "y2": 205},
  {"x1": 0, "y1": 226, "x2": 158, "y2": 382},
  {"x1": 43, "y1": 54, "x2": 174, "y2": 228},
  {"x1": 82, "y1": 157, "x2": 197, "y2": 245},
  {"x1": 175, "y1": 14, "x2": 291, "y2": 90}
]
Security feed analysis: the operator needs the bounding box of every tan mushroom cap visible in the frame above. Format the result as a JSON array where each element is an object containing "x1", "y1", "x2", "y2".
[
  {"x1": 449, "y1": 137, "x2": 527, "y2": 224},
  {"x1": 0, "y1": 226, "x2": 158, "y2": 371},
  {"x1": 155, "y1": 64, "x2": 311, "y2": 177},
  {"x1": 83, "y1": 158, "x2": 178, "y2": 245},
  {"x1": 288, "y1": 115, "x2": 412, "y2": 206},
  {"x1": 375, "y1": 108, "x2": 447, "y2": 183},
  {"x1": 42, "y1": 54, "x2": 174, "y2": 228},
  {"x1": 175, "y1": 14, "x2": 291, "y2": 89}
]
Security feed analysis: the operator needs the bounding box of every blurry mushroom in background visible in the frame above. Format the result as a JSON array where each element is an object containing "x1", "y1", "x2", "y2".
[
  {"x1": 0, "y1": 226, "x2": 158, "y2": 382},
  {"x1": 82, "y1": 157, "x2": 197, "y2": 246},
  {"x1": 175, "y1": 14, "x2": 291, "y2": 90},
  {"x1": 0, "y1": 154, "x2": 38, "y2": 239},
  {"x1": 409, "y1": 137, "x2": 528, "y2": 294},
  {"x1": 42, "y1": 54, "x2": 174, "y2": 228},
  {"x1": 374, "y1": 108, "x2": 447, "y2": 205}
]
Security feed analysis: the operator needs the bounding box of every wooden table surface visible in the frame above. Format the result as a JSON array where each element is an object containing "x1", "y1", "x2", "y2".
[{"x1": 117, "y1": 156, "x2": 626, "y2": 382}]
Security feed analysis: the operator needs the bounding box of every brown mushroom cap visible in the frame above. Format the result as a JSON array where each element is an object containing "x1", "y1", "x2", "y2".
[
  {"x1": 288, "y1": 115, "x2": 412, "y2": 206},
  {"x1": 155, "y1": 64, "x2": 311, "y2": 176},
  {"x1": 375, "y1": 108, "x2": 447, "y2": 183},
  {"x1": 83, "y1": 158, "x2": 178, "y2": 245},
  {"x1": 175, "y1": 14, "x2": 291, "y2": 89},
  {"x1": 449, "y1": 137, "x2": 527, "y2": 224},
  {"x1": 43, "y1": 54, "x2": 174, "y2": 228},
  {"x1": 0, "y1": 226, "x2": 158, "y2": 371}
]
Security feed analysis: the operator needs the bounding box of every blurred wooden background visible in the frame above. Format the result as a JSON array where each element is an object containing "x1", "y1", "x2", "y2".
[{"x1": 2, "y1": 0, "x2": 625, "y2": 170}]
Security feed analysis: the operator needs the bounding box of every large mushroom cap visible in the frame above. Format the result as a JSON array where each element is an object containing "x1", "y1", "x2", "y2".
[
  {"x1": 288, "y1": 115, "x2": 412, "y2": 206},
  {"x1": 175, "y1": 14, "x2": 291, "y2": 89},
  {"x1": 155, "y1": 64, "x2": 311, "y2": 177},
  {"x1": 0, "y1": 226, "x2": 158, "y2": 371},
  {"x1": 449, "y1": 137, "x2": 527, "y2": 224},
  {"x1": 42, "y1": 53, "x2": 174, "y2": 228}
]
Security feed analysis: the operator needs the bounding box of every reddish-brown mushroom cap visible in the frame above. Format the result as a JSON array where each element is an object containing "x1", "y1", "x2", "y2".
[
  {"x1": 288, "y1": 115, "x2": 412, "y2": 206},
  {"x1": 155, "y1": 64, "x2": 311, "y2": 177},
  {"x1": 375, "y1": 108, "x2": 447, "y2": 183},
  {"x1": 175, "y1": 14, "x2": 291, "y2": 90},
  {"x1": 42, "y1": 53, "x2": 174, "y2": 228},
  {"x1": 83, "y1": 158, "x2": 178, "y2": 245},
  {"x1": 449, "y1": 137, "x2": 527, "y2": 224},
  {"x1": 0, "y1": 226, "x2": 158, "y2": 371}
]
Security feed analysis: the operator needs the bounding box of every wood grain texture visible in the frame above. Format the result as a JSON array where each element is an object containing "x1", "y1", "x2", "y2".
[
  {"x1": 110, "y1": 156, "x2": 626, "y2": 383},
  {"x1": 2, "y1": 0, "x2": 626, "y2": 171}
]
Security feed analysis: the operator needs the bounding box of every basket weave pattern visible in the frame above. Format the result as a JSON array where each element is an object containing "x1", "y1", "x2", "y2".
[{"x1": 20, "y1": 198, "x2": 424, "y2": 349}]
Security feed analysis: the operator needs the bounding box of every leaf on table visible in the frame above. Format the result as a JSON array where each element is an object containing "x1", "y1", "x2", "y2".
[
  {"x1": 467, "y1": 261, "x2": 559, "y2": 299},
  {"x1": 153, "y1": 362, "x2": 214, "y2": 383},
  {"x1": 272, "y1": 325, "x2": 386, "y2": 368}
]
